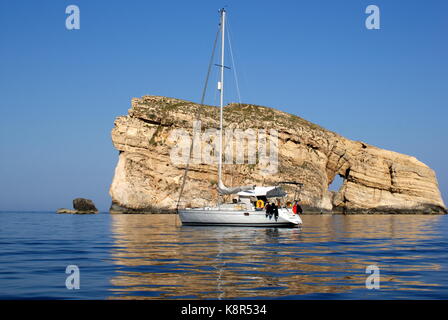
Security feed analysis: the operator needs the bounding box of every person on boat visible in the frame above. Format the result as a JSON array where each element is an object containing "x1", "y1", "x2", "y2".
[
  {"x1": 265, "y1": 202, "x2": 272, "y2": 218},
  {"x1": 272, "y1": 202, "x2": 278, "y2": 221},
  {"x1": 293, "y1": 200, "x2": 303, "y2": 214}
]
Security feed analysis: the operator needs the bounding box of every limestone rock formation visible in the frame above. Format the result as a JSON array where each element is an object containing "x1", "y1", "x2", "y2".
[
  {"x1": 56, "y1": 208, "x2": 77, "y2": 214},
  {"x1": 109, "y1": 95, "x2": 446, "y2": 214}
]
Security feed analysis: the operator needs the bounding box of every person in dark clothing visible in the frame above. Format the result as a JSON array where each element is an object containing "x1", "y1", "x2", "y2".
[
  {"x1": 272, "y1": 202, "x2": 278, "y2": 221},
  {"x1": 265, "y1": 203, "x2": 271, "y2": 218}
]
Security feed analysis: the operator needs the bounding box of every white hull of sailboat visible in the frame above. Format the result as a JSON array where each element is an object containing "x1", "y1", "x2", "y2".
[{"x1": 178, "y1": 208, "x2": 302, "y2": 227}]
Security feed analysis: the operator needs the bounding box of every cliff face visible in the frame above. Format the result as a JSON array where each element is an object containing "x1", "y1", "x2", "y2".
[{"x1": 109, "y1": 95, "x2": 446, "y2": 214}]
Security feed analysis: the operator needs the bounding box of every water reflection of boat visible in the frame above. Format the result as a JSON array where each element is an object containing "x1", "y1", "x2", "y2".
[{"x1": 108, "y1": 214, "x2": 443, "y2": 299}]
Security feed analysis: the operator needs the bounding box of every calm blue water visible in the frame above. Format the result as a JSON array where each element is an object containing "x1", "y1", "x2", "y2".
[{"x1": 0, "y1": 212, "x2": 447, "y2": 299}]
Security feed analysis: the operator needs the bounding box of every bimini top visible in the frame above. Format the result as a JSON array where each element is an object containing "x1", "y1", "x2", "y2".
[{"x1": 237, "y1": 186, "x2": 287, "y2": 198}]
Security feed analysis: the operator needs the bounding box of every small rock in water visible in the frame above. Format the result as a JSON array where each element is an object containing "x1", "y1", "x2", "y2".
[
  {"x1": 73, "y1": 198, "x2": 98, "y2": 213},
  {"x1": 56, "y1": 198, "x2": 98, "y2": 214}
]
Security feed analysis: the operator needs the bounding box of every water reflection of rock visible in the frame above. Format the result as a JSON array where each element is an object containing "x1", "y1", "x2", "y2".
[{"x1": 108, "y1": 214, "x2": 442, "y2": 299}]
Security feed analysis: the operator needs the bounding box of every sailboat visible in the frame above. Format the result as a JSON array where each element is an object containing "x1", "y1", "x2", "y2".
[{"x1": 178, "y1": 8, "x2": 302, "y2": 227}]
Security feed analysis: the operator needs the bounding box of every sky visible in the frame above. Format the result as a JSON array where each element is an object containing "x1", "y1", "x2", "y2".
[{"x1": 0, "y1": 0, "x2": 447, "y2": 211}]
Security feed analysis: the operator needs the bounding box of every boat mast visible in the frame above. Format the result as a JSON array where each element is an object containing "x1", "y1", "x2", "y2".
[{"x1": 218, "y1": 8, "x2": 226, "y2": 187}]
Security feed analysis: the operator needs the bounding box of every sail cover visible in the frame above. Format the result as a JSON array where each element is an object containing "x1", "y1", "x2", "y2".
[
  {"x1": 217, "y1": 180, "x2": 254, "y2": 195},
  {"x1": 237, "y1": 186, "x2": 287, "y2": 198}
]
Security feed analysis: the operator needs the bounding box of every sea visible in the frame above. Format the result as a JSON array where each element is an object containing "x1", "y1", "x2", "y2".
[{"x1": 0, "y1": 211, "x2": 447, "y2": 300}]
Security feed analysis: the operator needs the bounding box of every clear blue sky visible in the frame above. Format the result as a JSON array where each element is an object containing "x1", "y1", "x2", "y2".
[{"x1": 0, "y1": 0, "x2": 447, "y2": 211}]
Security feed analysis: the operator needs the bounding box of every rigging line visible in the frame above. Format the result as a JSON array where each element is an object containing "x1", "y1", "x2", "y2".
[
  {"x1": 214, "y1": 76, "x2": 218, "y2": 104},
  {"x1": 200, "y1": 26, "x2": 221, "y2": 107},
  {"x1": 175, "y1": 25, "x2": 221, "y2": 212},
  {"x1": 213, "y1": 64, "x2": 219, "y2": 107},
  {"x1": 226, "y1": 19, "x2": 242, "y2": 106}
]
